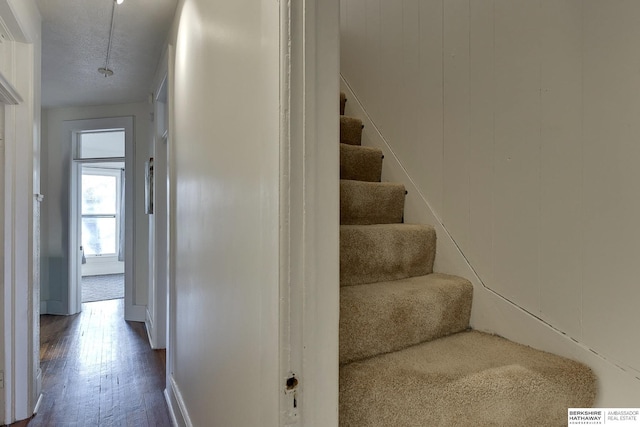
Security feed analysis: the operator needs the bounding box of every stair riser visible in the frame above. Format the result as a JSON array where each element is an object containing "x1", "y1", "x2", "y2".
[
  {"x1": 340, "y1": 116, "x2": 363, "y2": 145},
  {"x1": 340, "y1": 144, "x2": 382, "y2": 182},
  {"x1": 340, "y1": 225, "x2": 436, "y2": 286},
  {"x1": 340, "y1": 181, "x2": 405, "y2": 225},
  {"x1": 340, "y1": 275, "x2": 473, "y2": 364}
]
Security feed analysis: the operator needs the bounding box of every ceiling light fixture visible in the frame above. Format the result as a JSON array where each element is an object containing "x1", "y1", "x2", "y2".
[
  {"x1": 98, "y1": 0, "x2": 120, "y2": 77},
  {"x1": 98, "y1": 67, "x2": 114, "y2": 77}
]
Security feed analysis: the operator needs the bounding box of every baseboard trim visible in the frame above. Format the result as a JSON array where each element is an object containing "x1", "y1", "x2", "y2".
[
  {"x1": 35, "y1": 368, "x2": 42, "y2": 405},
  {"x1": 165, "y1": 375, "x2": 192, "y2": 427},
  {"x1": 145, "y1": 308, "x2": 156, "y2": 348},
  {"x1": 163, "y1": 388, "x2": 180, "y2": 427},
  {"x1": 340, "y1": 75, "x2": 640, "y2": 406},
  {"x1": 124, "y1": 303, "x2": 146, "y2": 322},
  {"x1": 33, "y1": 393, "x2": 43, "y2": 415},
  {"x1": 40, "y1": 299, "x2": 65, "y2": 315}
]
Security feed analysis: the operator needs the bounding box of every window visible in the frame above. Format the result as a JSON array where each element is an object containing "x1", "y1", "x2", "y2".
[
  {"x1": 78, "y1": 130, "x2": 125, "y2": 159},
  {"x1": 81, "y1": 167, "x2": 122, "y2": 256}
]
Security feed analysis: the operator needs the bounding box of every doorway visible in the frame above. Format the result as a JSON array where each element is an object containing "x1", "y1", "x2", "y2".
[
  {"x1": 79, "y1": 159, "x2": 125, "y2": 303},
  {"x1": 66, "y1": 117, "x2": 135, "y2": 317}
]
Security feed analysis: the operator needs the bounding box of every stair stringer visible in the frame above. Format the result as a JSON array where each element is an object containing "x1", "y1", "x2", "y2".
[{"x1": 340, "y1": 76, "x2": 640, "y2": 407}]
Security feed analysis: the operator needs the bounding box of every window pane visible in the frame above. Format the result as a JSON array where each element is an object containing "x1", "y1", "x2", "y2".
[
  {"x1": 79, "y1": 130, "x2": 125, "y2": 158},
  {"x1": 82, "y1": 217, "x2": 116, "y2": 255},
  {"x1": 82, "y1": 174, "x2": 116, "y2": 215}
]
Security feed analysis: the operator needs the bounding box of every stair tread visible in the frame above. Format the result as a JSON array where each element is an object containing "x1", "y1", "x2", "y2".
[
  {"x1": 340, "y1": 179, "x2": 402, "y2": 188},
  {"x1": 340, "y1": 330, "x2": 596, "y2": 426},
  {"x1": 340, "y1": 273, "x2": 472, "y2": 364},
  {"x1": 340, "y1": 143, "x2": 383, "y2": 182},
  {"x1": 340, "y1": 224, "x2": 436, "y2": 286},
  {"x1": 340, "y1": 222, "x2": 434, "y2": 232},
  {"x1": 340, "y1": 180, "x2": 405, "y2": 225}
]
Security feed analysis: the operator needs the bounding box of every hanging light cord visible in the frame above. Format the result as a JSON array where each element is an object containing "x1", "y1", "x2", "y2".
[{"x1": 103, "y1": 0, "x2": 117, "y2": 75}]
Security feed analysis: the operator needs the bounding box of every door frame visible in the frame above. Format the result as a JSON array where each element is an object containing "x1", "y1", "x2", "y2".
[
  {"x1": 147, "y1": 46, "x2": 170, "y2": 350},
  {"x1": 0, "y1": 0, "x2": 41, "y2": 423},
  {"x1": 277, "y1": 0, "x2": 340, "y2": 424},
  {"x1": 66, "y1": 117, "x2": 135, "y2": 317}
]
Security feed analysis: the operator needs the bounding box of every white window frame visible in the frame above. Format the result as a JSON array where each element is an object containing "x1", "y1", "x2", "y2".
[
  {"x1": 78, "y1": 129, "x2": 126, "y2": 159},
  {"x1": 81, "y1": 166, "x2": 122, "y2": 258}
]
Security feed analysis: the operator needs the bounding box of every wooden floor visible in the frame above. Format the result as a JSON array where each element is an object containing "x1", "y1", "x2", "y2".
[{"x1": 12, "y1": 299, "x2": 172, "y2": 427}]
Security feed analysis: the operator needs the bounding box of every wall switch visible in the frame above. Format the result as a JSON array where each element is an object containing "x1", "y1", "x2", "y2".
[{"x1": 0, "y1": 371, "x2": 4, "y2": 389}]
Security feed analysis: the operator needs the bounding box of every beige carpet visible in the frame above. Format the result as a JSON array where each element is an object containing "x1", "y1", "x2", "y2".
[
  {"x1": 340, "y1": 224, "x2": 436, "y2": 286},
  {"x1": 338, "y1": 92, "x2": 596, "y2": 426},
  {"x1": 341, "y1": 331, "x2": 596, "y2": 426},
  {"x1": 340, "y1": 144, "x2": 383, "y2": 182},
  {"x1": 340, "y1": 180, "x2": 406, "y2": 225},
  {"x1": 340, "y1": 273, "x2": 472, "y2": 364}
]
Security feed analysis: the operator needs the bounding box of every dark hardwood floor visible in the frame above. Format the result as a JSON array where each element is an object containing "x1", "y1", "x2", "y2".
[{"x1": 11, "y1": 299, "x2": 172, "y2": 427}]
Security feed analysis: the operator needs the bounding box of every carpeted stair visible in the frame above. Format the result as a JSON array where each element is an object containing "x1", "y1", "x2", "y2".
[{"x1": 338, "y1": 92, "x2": 596, "y2": 426}]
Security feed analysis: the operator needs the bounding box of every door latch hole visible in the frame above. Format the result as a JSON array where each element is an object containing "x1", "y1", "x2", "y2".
[{"x1": 286, "y1": 376, "x2": 298, "y2": 390}]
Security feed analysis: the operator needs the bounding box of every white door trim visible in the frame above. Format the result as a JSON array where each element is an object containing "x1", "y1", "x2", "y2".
[
  {"x1": 64, "y1": 117, "x2": 139, "y2": 319},
  {"x1": 0, "y1": 0, "x2": 41, "y2": 423},
  {"x1": 147, "y1": 46, "x2": 169, "y2": 350},
  {"x1": 163, "y1": 42, "x2": 181, "y2": 421},
  {"x1": 278, "y1": 0, "x2": 340, "y2": 424}
]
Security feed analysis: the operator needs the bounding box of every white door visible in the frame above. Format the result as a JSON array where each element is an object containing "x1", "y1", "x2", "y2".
[{"x1": 147, "y1": 53, "x2": 169, "y2": 349}]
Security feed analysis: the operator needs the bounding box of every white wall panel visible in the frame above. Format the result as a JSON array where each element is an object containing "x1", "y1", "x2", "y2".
[
  {"x1": 538, "y1": 0, "x2": 583, "y2": 339},
  {"x1": 491, "y1": 0, "x2": 541, "y2": 313},
  {"x1": 342, "y1": 0, "x2": 445, "y2": 217},
  {"x1": 468, "y1": 0, "x2": 495, "y2": 285},
  {"x1": 170, "y1": 0, "x2": 281, "y2": 425},
  {"x1": 340, "y1": 0, "x2": 349, "y2": 78},
  {"x1": 398, "y1": 0, "x2": 426, "y2": 212},
  {"x1": 443, "y1": 0, "x2": 470, "y2": 254},
  {"x1": 345, "y1": 0, "x2": 367, "y2": 99},
  {"x1": 361, "y1": 0, "x2": 381, "y2": 121},
  {"x1": 417, "y1": 0, "x2": 444, "y2": 215},
  {"x1": 377, "y1": 1, "x2": 403, "y2": 153},
  {"x1": 581, "y1": 0, "x2": 640, "y2": 373}
]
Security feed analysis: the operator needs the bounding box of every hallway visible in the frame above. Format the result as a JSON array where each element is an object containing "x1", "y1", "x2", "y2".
[{"x1": 16, "y1": 300, "x2": 171, "y2": 426}]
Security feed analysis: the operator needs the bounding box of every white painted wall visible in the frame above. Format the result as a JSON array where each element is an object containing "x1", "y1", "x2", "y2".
[
  {"x1": 341, "y1": 0, "x2": 640, "y2": 402},
  {"x1": 164, "y1": 1, "x2": 281, "y2": 425},
  {"x1": 164, "y1": 0, "x2": 340, "y2": 424},
  {"x1": 40, "y1": 102, "x2": 150, "y2": 317}
]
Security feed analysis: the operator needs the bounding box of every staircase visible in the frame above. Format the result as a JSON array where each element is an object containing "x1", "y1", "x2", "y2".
[{"x1": 338, "y1": 92, "x2": 596, "y2": 426}]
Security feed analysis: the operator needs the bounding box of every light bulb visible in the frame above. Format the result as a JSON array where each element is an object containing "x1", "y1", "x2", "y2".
[{"x1": 116, "y1": 0, "x2": 124, "y2": 4}]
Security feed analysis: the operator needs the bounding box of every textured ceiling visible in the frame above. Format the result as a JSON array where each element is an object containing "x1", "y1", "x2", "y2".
[{"x1": 36, "y1": 0, "x2": 177, "y2": 108}]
